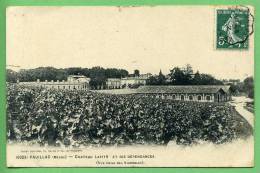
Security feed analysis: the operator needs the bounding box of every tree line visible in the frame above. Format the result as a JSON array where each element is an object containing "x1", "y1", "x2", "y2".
[
  {"x1": 7, "y1": 64, "x2": 224, "y2": 86},
  {"x1": 6, "y1": 65, "x2": 223, "y2": 87},
  {"x1": 6, "y1": 65, "x2": 254, "y2": 97},
  {"x1": 6, "y1": 67, "x2": 129, "y2": 89},
  {"x1": 229, "y1": 76, "x2": 254, "y2": 99},
  {"x1": 147, "y1": 64, "x2": 224, "y2": 85},
  {"x1": 146, "y1": 64, "x2": 254, "y2": 98}
]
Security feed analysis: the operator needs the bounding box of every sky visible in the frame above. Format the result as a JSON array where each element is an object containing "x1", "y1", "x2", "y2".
[{"x1": 6, "y1": 6, "x2": 254, "y2": 80}]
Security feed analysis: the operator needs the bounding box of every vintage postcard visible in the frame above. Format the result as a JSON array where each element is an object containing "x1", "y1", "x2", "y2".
[{"x1": 6, "y1": 6, "x2": 254, "y2": 167}]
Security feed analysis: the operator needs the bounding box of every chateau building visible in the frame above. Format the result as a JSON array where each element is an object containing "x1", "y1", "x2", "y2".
[
  {"x1": 106, "y1": 78, "x2": 121, "y2": 89},
  {"x1": 106, "y1": 73, "x2": 152, "y2": 89},
  {"x1": 18, "y1": 75, "x2": 90, "y2": 90}
]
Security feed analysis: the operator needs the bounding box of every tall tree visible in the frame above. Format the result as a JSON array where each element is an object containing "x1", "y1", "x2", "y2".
[
  {"x1": 243, "y1": 76, "x2": 254, "y2": 98},
  {"x1": 169, "y1": 67, "x2": 191, "y2": 85},
  {"x1": 158, "y1": 70, "x2": 166, "y2": 85},
  {"x1": 6, "y1": 69, "x2": 18, "y2": 83},
  {"x1": 147, "y1": 76, "x2": 158, "y2": 85},
  {"x1": 199, "y1": 74, "x2": 223, "y2": 85},
  {"x1": 192, "y1": 71, "x2": 201, "y2": 84},
  {"x1": 183, "y1": 64, "x2": 193, "y2": 75},
  {"x1": 134, "y1": 69, "x2": 140, "y2": 77}
]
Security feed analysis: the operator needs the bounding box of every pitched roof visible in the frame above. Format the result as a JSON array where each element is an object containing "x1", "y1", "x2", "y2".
[
  {"x1": 121, "y1": 77, "x2": 147, "y2": 80},
  {"x1": 221, "y1": 85, "x2": 231, "y2": 93},
  {"x1": 107, "y1": 78, "x2": 121, "y2": 81},
  {"x1": 136, "y1": 85, "x2": 230, "y2": 94},
  {"x1": 68, "y1": 75, "x2": 88, "y2": 78}
]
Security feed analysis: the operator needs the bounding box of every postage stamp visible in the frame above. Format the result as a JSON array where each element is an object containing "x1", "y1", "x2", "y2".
[{"x1": 216, "y1": 8, "x2": 249, "y2": 49}]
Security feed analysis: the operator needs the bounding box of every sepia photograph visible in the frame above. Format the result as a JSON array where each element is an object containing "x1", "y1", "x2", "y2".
[{"x1": 6, "y1": 6, "x2": 254, "y2": 167}]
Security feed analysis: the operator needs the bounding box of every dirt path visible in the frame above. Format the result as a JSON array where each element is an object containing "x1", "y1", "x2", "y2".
[{"x1": 229, "y1": 96, "x2": 254, "y2": 127}]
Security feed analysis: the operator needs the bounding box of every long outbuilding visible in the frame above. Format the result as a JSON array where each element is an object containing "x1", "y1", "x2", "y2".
[{"x1": 135, "y1": 85, "x2": 232, "y2": 102}]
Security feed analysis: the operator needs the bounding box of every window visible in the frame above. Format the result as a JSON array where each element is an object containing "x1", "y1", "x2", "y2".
[
  {"x1": 167, "y1": 95, "x2": 172, "y2": 99},
  {"x1": 206, "y1": 95, "x2": 211, "y2": 101},
  {"x1": 172, "y1": 95, "x2": 176, "y2": 99},
  {"x1": 189, "y1": 95, "x2": 193, "y2": 101},
  {"x1": 198, "y1": 95, "x2": 202, "y2": 101},
  {"x1": 63, "y1": 86, "x2": 65, "y2": 89},
  {"x1": 181, "y1": 95, "x2": 185, "y2": 101}
]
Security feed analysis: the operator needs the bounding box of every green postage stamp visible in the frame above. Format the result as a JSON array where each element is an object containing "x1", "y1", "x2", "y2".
[{"x1": 216, "y1": 8, "x2": 250, "y2": 49}]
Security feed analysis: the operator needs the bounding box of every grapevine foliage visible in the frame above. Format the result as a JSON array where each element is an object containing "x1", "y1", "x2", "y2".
[{"x1": 7, "y1": 84, "x2": 252, "y2": 147}]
